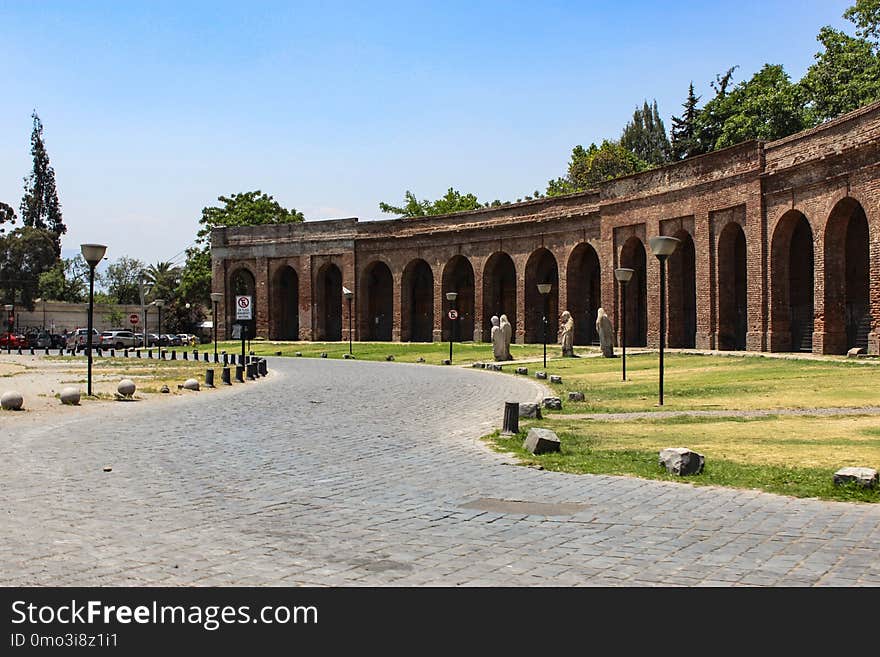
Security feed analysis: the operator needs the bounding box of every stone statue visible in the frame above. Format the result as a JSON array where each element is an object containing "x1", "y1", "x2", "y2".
[
  {"x1": 490, "y1": 315, "x2": 505, "y2": 361},
  {"x1": 596, "y1": 307, "x2": 615, "y2": 357},
  {"x1": 499, "y1": 314, "x2": 513, "y2": 360},
  {"x1": 559, "y1": 310, "x2": 575, "y2": 357}
]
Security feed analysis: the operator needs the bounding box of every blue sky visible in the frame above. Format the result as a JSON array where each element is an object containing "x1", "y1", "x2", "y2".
[{"x1": 0, "y1": 0, "x2": 854, "y2": 265}]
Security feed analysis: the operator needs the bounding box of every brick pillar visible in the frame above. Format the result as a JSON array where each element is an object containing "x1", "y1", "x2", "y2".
[
  {"x1": 472, "y1": 261, "x2": 484, "y2": 342},
  {"x1": 646, "y1": 224, "x2": 661, "y2": 349},
  {"x1": 695, "y1": 212, "x2": 714, "y2": 349},
  {"x1": 748, "y1": 198, "x2": 766, "y2": 352},
  {"x1": 300, "y1": 257, "x2": 313, "y2": 341},
  {"x1": 432, "y1": 262, "x2": 443, "y2": 342},
  {"x1": 255, "y1": 257, "x2": 270, "y2": 338},
  {"x1": 515, "y1": 259, "x2": 527, "y2": 344},
  {"x1": 392, "y1": 271, "x2": 402, "y2": 342},
  {"x1": 342, "y1": 253, "x2": 356, "y2": 343},
  {"x1": 212, "y1": 256, "x2": 227, "y2": 341}
]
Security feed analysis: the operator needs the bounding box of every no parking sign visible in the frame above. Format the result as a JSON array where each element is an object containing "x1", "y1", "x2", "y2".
[{"x1": 236, "y1": 296, "x2": 253, "y2": 320}]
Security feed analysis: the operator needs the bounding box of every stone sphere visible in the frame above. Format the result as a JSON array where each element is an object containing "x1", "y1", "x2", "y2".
[
  {"x1": 60, "y1": 387, "x2": 81, "y2": 405},
  {"x1": 117, "y1": 379, "x2": 136, "y2": 397},
  {"x1": 183, "y1": 378, "x2": 200, "y2": 391},
  {"x1": 1, "y1": 391, "x2": 24, "y2": 410}
]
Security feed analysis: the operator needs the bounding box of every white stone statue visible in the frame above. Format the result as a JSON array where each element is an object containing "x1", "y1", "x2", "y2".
[
  {"x1": 560, "y1": 310, "x2": 575, "y2": 357},
  {"x1": 499, "y1": 314, "x2": 513, "y2": 360},
  {"x1": 596, "y1": 307, "x2": 615, "y2": 358},
  {"x1": 490, "y1": 315, "x2": 504, "y2": 361}
]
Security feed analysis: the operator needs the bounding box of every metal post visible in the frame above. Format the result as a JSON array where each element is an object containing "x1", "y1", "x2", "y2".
[
  {"x1": 213, "y1": 299, "x2": 218, "y2": 363},
  {"x1": 621, "y1": 282, "x2": 627, "y2": 381},
  {"x1": 348, "y1": 297, "x2": 353, "y2": 355},
  {"x1": 659, "y1": 256, "x2": 666, "y2": 406},
  {"x1": 543, "y1": 294, "x2": 548, "y2": 369},
  {"x1": 86, "y1": 264, "x2": 95, "y2": 396}
]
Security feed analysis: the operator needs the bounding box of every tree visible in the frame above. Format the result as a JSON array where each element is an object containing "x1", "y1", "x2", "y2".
[
  {"x1": 692, "y1": 66, "x2": 739, "y2": 153},
  {"x1": 620, "y1": 100, "x2": 671, "y2": 165},
  {"x1": 37, "y1": 256, "x2": 88, "y2": 303},
  {"x1": 196, "y1": 190, "x2": 304, "y2": 247},
  {"x1": 715, "y1": 64, "x2": 809, "y2": 148},
  {"x1": 99, "y1": 256, "x2": 146, "y2": 304},
  {"x1": 143, "y1": 261, "x2": 182, "y2": 303},
  {"x1": 546, "y1": 141, "x2": 647, "y2": 196},
  {"x1": 177, "y1": 245, "x2": 212, "y2": 307},
  {"x1": 0, "y1": 227, "x2": 58, "y2": 309},
  {"x1": 844, "y1": 0, "x2": 880, "y2": 43},
  {"x1": 379, "y1": 188, "x2": 483, "y2": 217},
  {"x1": 20, "y1": 112, "x2": 65, "y2": 255},
  {"x1": 0, "y1": 201, "x2": 15, "y2": 234},
  {"x1": 670, "y1": 83, "x2": 702, "y2": 160}
]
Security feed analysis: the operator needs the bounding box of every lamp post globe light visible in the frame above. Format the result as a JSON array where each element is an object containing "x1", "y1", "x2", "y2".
[
  {"x1": 537, "y1": 283, "x2": 552, "y2": 368},
  {"x1": 80, "y1": 244, "x2": 107, "y2": 396},
  {"x1": 210, "y1": 292, "x2": 223, "y2": 361},
  {"x1": 343, "y1": 287, "x2": 354, "y2": 355},
  {"x1": 445, "y1": 291, "x2": 458, "y2": 364},
  {"x1": 649, "y1": 236, "x2": 680, "y2": 406},
  {"x1": 614, "y1": 268, "x2": 634, "y2": 381},
  {"x1": 154, "y1": 298, "x2": 165, "y2": 355}
]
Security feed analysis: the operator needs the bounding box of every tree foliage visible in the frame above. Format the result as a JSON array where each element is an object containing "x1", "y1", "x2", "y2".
[
  {"x1": 0, "y1": 201, "x2": 15, "y2": 234},
  {"x1": 143, "y1": 261, "x2": 182, "y2": 303},
  {"x1": 670, "y1": 83, "x2": 702, "y2": 160},
  {"x1": 196, "y1": 190, "x2": 304, "y2": 247},
  {"x1": 20, "y1": 112, "x2": 65, "y2": 255},
  {"x1": 546, "y1": 141, "x2": 647, "y2": 196},
  {"x1": 37, "y1": 256, "x2": 88, "y2": 303},
  {"x1": 379, "y1": 188, "x2": 483, "y2": 217},
  {"x1": 620, "y1": 100, "x2": 671, "y2": 165},
  {"x1": 99, "y1": 256, "x2": 146, "y2": 304},
  {"x1": 0, "y1": 227, "x2": 58, "y2": 310}
]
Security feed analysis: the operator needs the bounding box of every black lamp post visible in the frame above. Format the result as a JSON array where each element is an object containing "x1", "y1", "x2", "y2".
[
  {"x1": 615, "y1": 268, "x2": 634, "y2": 381},
  {"x1": 537, "y1": 283, "x2": 551, "y2": 368},
  {"x1": 4, "y1": 304, "x2": 13, "y2": 353},
  {"x1": 343, "y1": 287, "x2": 353, "y2": 355},
  {"x1": 154, "y1": 298, "x2": 165, "y2": 355},
  {"x1": 81, "y1": 243, "x2": 107, "y2": 396},
  {"x1": 649, "y1": 236, "x2": 680, "y2": 406},
  {"x1": 210, "y1": 292, "x2": 223, "y2": 362},
  {"x1": 446, "y1": 291, "x2": 458, "y2": 364}
]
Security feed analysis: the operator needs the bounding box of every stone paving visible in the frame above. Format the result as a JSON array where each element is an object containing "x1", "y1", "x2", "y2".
[{"x1": 2, "y1": 358, "x2": 879, "y2": 586}]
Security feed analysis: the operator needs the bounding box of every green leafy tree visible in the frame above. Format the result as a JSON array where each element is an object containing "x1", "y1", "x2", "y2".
[
  {"x1": 692, "y1": 66, "x2": 739, "y2": 153},
  {"x1": 104, "y1": 308, "x2": 125, "y2": 328},
  {"x1": 0, "y1": 227, "x2": 58, "y2": 309},
  {"x1": 143, "y1": 261, "x2": 182, "y2": 303},
  {"x1": 20, "y1": 112, "x2": 65, "y2": 255},
  {"x1": 379, "y1": 188, "x2": 484, "y2": 217},
  {"x1": 99, "y1": 256, "x2": 146, "y2": 304},
  {"x1": 546, "y1": 141, "x2": 647, "y2": 196},
  {"x1": 37, "y1": 256, "x2": 88, "y2": 303},
  {"x1": 715, "y1": 64, "x2": 809, "y2": 147},
  {"x1": 620, "y1": 100, "x2": 671, "y2": 165},
  {"x1": 196, "y1": 191, "x2": 305, "y2": 247},
  {"x1": 0, "y1": 201, "x2": 15, "y2": 234},
  {"x1": 178, "y1": 245, "x2": 212, "y2": 306},
  {"x1": 670, "y1": 83, "x2": 702, "y2": 160},
  {"x1": 845, "y1": 0, "x2": 880, "y2": 42}
]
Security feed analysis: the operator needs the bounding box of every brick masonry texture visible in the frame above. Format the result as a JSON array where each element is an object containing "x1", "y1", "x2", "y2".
[{"x1": 212, "y1": 101, "x2": 880, "y2": 355}]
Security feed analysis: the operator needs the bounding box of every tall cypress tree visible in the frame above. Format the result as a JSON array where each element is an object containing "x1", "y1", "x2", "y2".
[
  {"x1": 670, "y1": 83, "x2": 702, "y2": 160},
  {"x1": 20, "y1": 111, "x2": 65, "y2": 255},
  {"x1": 621, "y1": 99, "x2": 671, "y2": 165}
]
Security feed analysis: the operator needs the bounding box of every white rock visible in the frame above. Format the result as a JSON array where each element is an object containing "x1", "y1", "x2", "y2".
[
  {"x1": 834, "y1": 466, "x2": 878, "y2": 488},
  {"x1": 117, "y1": 379, "x2": 136, "y2": 397},
  {"x1": 1, "y1": 391, "x2": 23, "y2": 411},
  {"x1": 60, "y1": 387, "x2": 81, "y2": 405},
  {"x1": 183, "y1": 378, "x2": 200, "y2": 391},
  {"x1": 659, "y1": 447, "x2": 705, "y2": 476}
]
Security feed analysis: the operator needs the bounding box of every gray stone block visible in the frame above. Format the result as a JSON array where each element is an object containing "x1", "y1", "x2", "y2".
[
  {"x1": 834, "y1": 466, "x2": 878, "y2": 488},
  {"x1": 550, "y1": 375, "x2": 562, "y2": 384},
  {"x1": 535, "y1": 371, "x2": 547, "y2": 380},
  {"x1": 568, "y1": 391, "x2": 585, "y2": 402},
  {"x1": 518, "y1": 403, "x2": 542, "y2": 419},
  {"x1": 659, "y1": 447, "x2": 705, "y2": 476},
  {"x1": 542, "y1": 397, "x2": 562, "y2": 410},
  {"x1": 847, "y1": 347, "x2": 866, "y2": 358},
  {"x1": 515, "y1": 367, "x2": 528, "y2": 375},
  {"x1": 523, "y1": 427, "x2": 561, "y2": 455}
]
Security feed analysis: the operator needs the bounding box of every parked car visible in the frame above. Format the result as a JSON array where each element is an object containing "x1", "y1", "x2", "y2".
[
  {"x1": 50, "y1": 333, "x2": 66, "y2": 349},
  {"x1": 0, "y1": 332, "x2": 26, "y2": 349},
  {"x1": 66, "y1": 328, "x2": 102, "y2": 351},
  {"x1": 160, "y1": 333, "x2": 182, "y2": 346},
  {"x1": 177, "y1": 333, "x2": 198, "y2": 346},
  {"x1": 100, "y1": 329, "x2": 142, "y2": 349},
  {"x1": 26, "y1": 331, "x2": 54, "y2": 348},
  {"x1": 145, "y1": 333, "x2": 160, "y2": 347}
]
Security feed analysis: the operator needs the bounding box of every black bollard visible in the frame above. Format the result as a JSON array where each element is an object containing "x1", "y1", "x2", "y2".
[
  {"x1": 501, "y1": 402, "x2": 520, "y2": 436},
  {"x1": 183, "y1": 350, "x2": 188, "y2": 360},
  {"x1": 203, "y1": 352, "x2": 209, "y2": 362},
  {"x1": 17, "y1": 347, "x2": 22, "y2": 355},
  {"x1": 44, "y1": 347, "x2": 50, "y2": 355},
  {"x1": 192, "y1": 349, "x2": 198, "y2": 360},
  {"x1": 246, "y1": 363, "x2": 256, "y2": 380},
  {"x1": 148, "y1": 349, "x2": 153, "y2": 358},
  {"x1": 29, "y1": 347, "x2": 35, "y2": 355},
  {"x1": 223, "y1": 353, "x2": 228, "y2": 366},
  {"x1": 171, "y1": 350, "x2": 176, "y2": 360},
  {"x1": 258, "y1": 359, "x2": 267, "y2": 376},
  {"x1": 221, "y1": 366, "x2": 231, "y2": 385},
  {"x1": 205, "y1": 368, "x2": 215, "y2": 388},
  {"x1": 110, "y1": 349, "x2": 115, "y2": 357},
  {"x1": 213, "y1": 352, "x2": 219, "y2": 363},
  {"x1": 136, "y1": 349, "x2": 141, "y2": 358},
  {"x1": 235, "y1": 365, "x2": 245, "y2": 383},
  {"x1": 124, "y1": 348, "x2": 128, "y2": 357}
]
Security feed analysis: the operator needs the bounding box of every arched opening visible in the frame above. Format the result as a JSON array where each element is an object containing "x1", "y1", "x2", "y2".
[
  {"x1": 524, "y1": 248, "x2": 559, "y2": 344},
  {"x1": 771, "y1": 211, "x2": 814, "y2": 352},
  {"x1": 401, "y1": 259, "x2": 434, "y2": 342},
  {"x1": 482, "y1": 252, "x2": 517, "y2": 342},
  {"x1": 666, "y1": 230, "x2": 696, "y2": 348},
  {"x1": 228, "y1": 268, "x2": 256, "y2": 339},
  {"x1": 441, "y1": 256, "x2": 475, "y2": 342},
  {"x1": 566, "y1": 243, "x2": 601, "y2": 345},
  {"x1": 272, "y1": 266, "x2": 299, "y2": 340},
  {"x1": 619, "y1": 237, "x2": 647, "y2": 346},
  {"x1": 315, "y1": 263, "x2": 343, "y2": 341},
  {"x1": 717, "y1": 223, "x2": 747, "y2": 350},
  {"x1": 824, "y1": 198, "x2": 871, "y2": 353},
  {"x1": 362, "y1": 261, "x2": 394, "y2": 341}
]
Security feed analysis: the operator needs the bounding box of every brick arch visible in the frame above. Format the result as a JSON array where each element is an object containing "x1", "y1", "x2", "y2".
[
  {"x1": 360, "y1": 260, "x2": 394, "y2": 341},
  {"x1": 619, "y1": 237, "x2": 647, "y2": 346},
  {"x1": 771, "y1": 210, "x2": 814, "y2": 352},
  {"x1": 717, "y1": 222, "x2": 747, "y2": 350},
  {"x1": 227, "y1": 265, "x2": 257, "y2": 340},
  {"x1": 314, "y1": 262, "x2": 343, "y2": 341},
  {"x1": 441, "y1": 255, "x2": 475, "y2": 342},
  {"x1": 666, "y1": 229, "x2": 696, "y2": 348},
  {"x1": 482, "y1": 252, "x2": 517, "y2": 342},
  {"x1": 823, "y1": 197, "x2": 871, "y2": 354},
  {"x1": 566, "y1": 243, "x2": 601, "y2": 345},
  {"x1": 401, "y1": 258, "x2": 434, "y2": 342},
  {"x1": 524, "y1": 248, "x2": 559, "y2": 344},
  {"x1": 271, "y1": 265, "x2": 299, "y2": 340}
]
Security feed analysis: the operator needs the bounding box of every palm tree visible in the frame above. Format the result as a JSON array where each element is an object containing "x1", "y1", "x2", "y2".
[{"x1": 143, "y1": 261, "x2": 182, "y2": 302}]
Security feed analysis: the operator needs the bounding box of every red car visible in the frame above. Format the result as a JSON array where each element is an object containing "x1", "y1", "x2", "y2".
[{"x1": 0, "y1": 332, "x2": 26, "y2": 348}]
